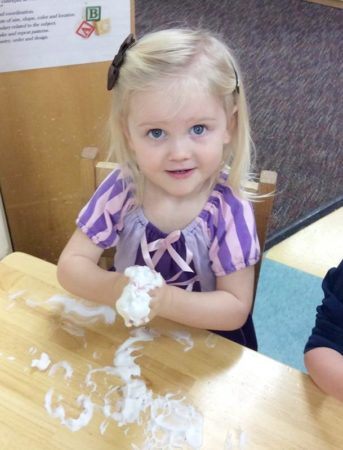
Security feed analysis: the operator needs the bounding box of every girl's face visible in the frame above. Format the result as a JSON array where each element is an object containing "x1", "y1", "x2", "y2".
[{"x1": 125, "y1": 87, "x2": 233, "y2": 201}]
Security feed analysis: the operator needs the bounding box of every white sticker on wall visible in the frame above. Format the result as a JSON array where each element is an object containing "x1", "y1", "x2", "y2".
[{"x1": 0, "y1": 0, "x2": 131, "y2": 73}]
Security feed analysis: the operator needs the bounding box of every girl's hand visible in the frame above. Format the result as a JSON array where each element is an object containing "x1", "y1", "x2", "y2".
[{"x1": 148, "y1": 282, "x2": 173, "y2": 322}]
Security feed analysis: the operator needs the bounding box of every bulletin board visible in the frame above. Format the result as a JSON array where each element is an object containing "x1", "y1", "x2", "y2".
[{"x1": 0, "y1": 0, "x2": 135, "y2": 263}]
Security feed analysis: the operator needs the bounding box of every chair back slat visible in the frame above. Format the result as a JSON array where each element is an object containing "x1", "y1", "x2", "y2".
[
  {"x1": 95, "y1": 161, "x2": 117, "y2": 186},
  {"x1": 80, "y1": 147, "x2": 98, "y2": 205},
  {"x1": 251, "y1": 170, "x2": 278, "y2": 307}
]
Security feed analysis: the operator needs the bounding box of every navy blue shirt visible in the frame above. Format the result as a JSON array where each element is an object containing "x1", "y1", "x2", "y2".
[{"x1": 304, "y1": 259, "x2": 343, "y2": 355}]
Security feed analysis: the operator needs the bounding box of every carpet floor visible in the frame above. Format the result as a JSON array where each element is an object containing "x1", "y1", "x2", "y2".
[
  {"x1": 135, "y1": 0, "x2": 343, "y2": 245},
  {"x1": 253, "y1": 259, "x2": 323, "y2": 372}
]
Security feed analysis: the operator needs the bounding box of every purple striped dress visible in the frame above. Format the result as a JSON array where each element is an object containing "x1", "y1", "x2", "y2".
[
  {"x1": 77, "y1": 167, "x2": 260, "y2": 293},
  {"x1": 77, "y1": 167, "x2": 261, "y2": 349}
]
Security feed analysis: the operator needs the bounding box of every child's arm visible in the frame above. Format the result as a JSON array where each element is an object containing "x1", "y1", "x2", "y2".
[
  {"x1": 305, "y1": 348, "x2": 343, "y2": 402},
  {"x1": 57, "y1": 228, "x2": 128, "y2": 306},
  {"x1": 149, "y1": 265, "x2": 255, "y2": 330}
]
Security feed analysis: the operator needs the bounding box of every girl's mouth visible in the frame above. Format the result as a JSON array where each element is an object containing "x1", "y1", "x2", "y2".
[{"x1": 166, "y1": 169, "x2": 194, "y2": 179}]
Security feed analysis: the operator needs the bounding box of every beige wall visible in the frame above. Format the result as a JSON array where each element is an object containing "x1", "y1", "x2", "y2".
[{"x1": 0, "y1": 1, "x2": 135, "y2": 263}]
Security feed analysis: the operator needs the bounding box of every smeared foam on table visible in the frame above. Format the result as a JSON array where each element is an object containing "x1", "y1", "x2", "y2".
[
  {"x1": 224, "y1": 427, "x2": 247, "y2": 449},
  {"x1": 166, "y1": 330, "x2": 194, "y2": 352},
  {"x1": 7, "y1": 290, "x2": 26, "y2": 300},
  {"x1": 5, "y1": 290, "x2": 26, "y2": 310},
  {"x1": 5, "y1": 290, "x2": 26, "y2": 311},
  {"x1": 26, "y1": 294, "x2": 116, "y2": 325},
  {"x1": 205, "y1": 333, "x2": 218, "y2": 348},
  {"x1": 14, "y1": 267, "x2": 202, "y2": 447},
  {"x1": 92, "y1": 351, "x2": 101, "y2": 360},
  {"x1": 43, "y1": 327, "x2": 203, "y2": 448},
  {"x1": 116, "y1": 266, "x2": 163, "y2": 327},
  {"x1": 0, "y1": 352, "x2": 16, "y2": 361},
  {"x1": 31, "y1": 352, "x2": 51, "y2": 371},
  {"x1": 49, "y1": 361, "x2": 74, "y2": 380},
  {"x1": 44, "y1": 389, "x2": 94, "y2": 432},
  {"x1": 145, "y1": 394, "x2": 203, "y2": 449},
  {"x1": 60, "y1": 320, "x2": 86, "y2": 337}
]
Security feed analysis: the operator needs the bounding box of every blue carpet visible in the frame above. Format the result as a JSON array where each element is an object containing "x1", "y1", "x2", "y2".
[{"x1": 253, "y1": 259, "x2": 323, "y2": 372}]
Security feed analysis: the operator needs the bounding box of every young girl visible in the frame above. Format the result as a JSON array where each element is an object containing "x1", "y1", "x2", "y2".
[{"x1": 57, "y1": 28, "x2": 261, "y2": 350}]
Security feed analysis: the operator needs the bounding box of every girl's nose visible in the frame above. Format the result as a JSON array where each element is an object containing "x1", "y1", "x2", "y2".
[{"x1": 168, "y1": 137, "x2": 191, "y2": 160}]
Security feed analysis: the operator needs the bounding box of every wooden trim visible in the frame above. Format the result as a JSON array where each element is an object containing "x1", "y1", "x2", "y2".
[
  {"x1": 305, "y1": 0, "x2": 343, "y2": 8},
  {"x1": 80, "y1": 147, "x2": 99, "y2": 206},
  {"x1": 131, "y1": 0, "x2": 135, "y2": 33}
]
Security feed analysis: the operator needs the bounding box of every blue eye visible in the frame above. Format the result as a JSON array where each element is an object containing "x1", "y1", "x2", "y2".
[
  {"x1": 191, "y1": 124, "x2": 206, "y2": 136},
  {"x1": 148, "y1": 128, "x2": 165, "y2": 139}
]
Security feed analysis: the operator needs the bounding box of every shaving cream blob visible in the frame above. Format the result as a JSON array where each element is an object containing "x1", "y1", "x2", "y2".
[{"x1": 116, "y1": 266, "x2": 163, "y2": 327}]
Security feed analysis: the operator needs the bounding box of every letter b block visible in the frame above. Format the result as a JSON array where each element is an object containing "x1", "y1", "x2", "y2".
[{"x1": 86, "y1": 6, "x2": 101, "y2": 22}]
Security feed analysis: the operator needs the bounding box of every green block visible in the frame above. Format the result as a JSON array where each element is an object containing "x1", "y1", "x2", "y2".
[{"x1": 86, "y1": 6, "x2": 101, "y2": 22}]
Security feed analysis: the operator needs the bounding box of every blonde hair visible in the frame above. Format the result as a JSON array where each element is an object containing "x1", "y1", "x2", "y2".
[{"x1": 107, "y1": 28, "x2": 254, "y2": 200}]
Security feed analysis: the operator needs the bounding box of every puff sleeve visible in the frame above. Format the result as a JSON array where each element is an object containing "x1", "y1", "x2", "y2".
[
  {"x1": 206, "y1": 184, "x2": 260, "y2": 276},
  {"x1": 76, "y1": 168, "x2": 134, "y2": 249}
]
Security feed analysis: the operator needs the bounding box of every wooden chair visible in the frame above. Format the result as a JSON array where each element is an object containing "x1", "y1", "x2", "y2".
[
  {"x1": 245, "y1": 171, "x2": 278, "y2": 307},
  {"x1": 81, "y1": 147, "x2": 277, "y2": 307}
]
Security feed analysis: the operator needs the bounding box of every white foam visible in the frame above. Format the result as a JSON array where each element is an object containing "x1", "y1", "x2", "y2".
[
  {"x1": 44, "y1": 389, "x2": 94, "y2": 432},
  {"x1": 31, "y1": 352, "x2": 51, "y2": 371},
  {"x1": 92, "y1": 351, "x2": 101, "y2": 360},
  {"x1": 42, "y1": 326, "x2": 203, "y2": 448},
  {"x1": 107, "y1": 327, "x2": 203, "y2": 446},
  {"x1": 28, "y1": 346, "x2": 38, "y2": 355},
  {"x1": 145, "y1": 394, "x2": 203, "y2": 449},
  {"x1": 49, "y1": 361, "x2": 74, "y2": 380},
  {"x1": 224, "y1": 427, "x2": 247, "y2": 449},
  {"x1": 25, "y1": 298, "x2": 40, "y2": 308},
  {"x1": 205, "y1": 333, "x2": 218, "y2": 348},
  {"x1": 26, "y1": 294, "x2": 116, "y2": 325},
  {"x1": 8, "y1": 290, "x2": 26, "y2": 300},
  {"x1": 167, "y1": 330, "x2": 194, "y2": 351},
  {"x1": 45, "y1": 388, "x2": 65, "y2": 420},
  {"x1": 64, "y1": 395, "x2": 94, "y2": 432},
  {"x1": 105, "y1": 379, "x2": 152, "y2": 427},
  {"x1": 99, "y1": 420, "x2": 109, "y2": 435},
  {"x1": 46, "y1": 295, "x2": 116, "y2": 325},
  {"x1": 60, "y1": 320, "x2": 85, "y2": 337},
  {"x1": 86, "y1": 366, "x2": 122, "y2": 393},
  {"x1": 116, "y1": 266, "x2": 163, "y2": 327}
]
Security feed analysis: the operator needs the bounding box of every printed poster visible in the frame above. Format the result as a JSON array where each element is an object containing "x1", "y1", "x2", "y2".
[{"x1": 0, "y1": 0, "x2": 131, "y2": 72}]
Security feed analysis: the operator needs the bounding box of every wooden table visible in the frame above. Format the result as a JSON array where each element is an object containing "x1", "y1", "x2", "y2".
[{"x1": 0, "y1": 252, "x2": 342, "y2": 449}]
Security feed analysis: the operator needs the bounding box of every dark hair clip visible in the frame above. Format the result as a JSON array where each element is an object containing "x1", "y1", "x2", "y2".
[
  {"x1": 107, "y1": 33, "x2": 136, "y2": 91},
  {"x1": 233, "y1": 67, "x2": 240, "y2": 94}
]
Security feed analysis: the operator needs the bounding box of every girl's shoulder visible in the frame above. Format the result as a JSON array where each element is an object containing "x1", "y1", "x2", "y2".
[
  {"x1": 95, "y1": 164, "x2": 132, "y2": 192},
  {"x1": 200, "y1": 180, "x2": 257, "y2": 242},
  {"x1": 206, "y1": 181, "x2": 252, "y2": 216},
  {"x1": 76, "y1": 165, "x2": 135, "y2": 248},
  {"x1": 202, "y1": 182, "x2": 260, "y2": 275},
  {"x1": 86, "y1": 165, "x2": 134, "y2": 207}
]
